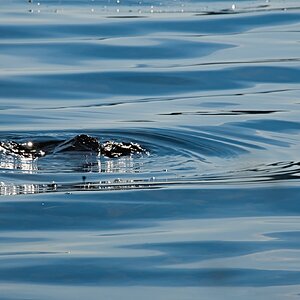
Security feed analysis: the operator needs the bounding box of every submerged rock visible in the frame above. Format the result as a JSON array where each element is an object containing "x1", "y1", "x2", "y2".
[{"x1": 0, "y1": 134, "x2": 147, "y2": 159}]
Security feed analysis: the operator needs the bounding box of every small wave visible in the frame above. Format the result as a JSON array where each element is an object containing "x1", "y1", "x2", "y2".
[
  {"x1": 0, "y1": 123, "x2": 299, "y2": 195},
  {"x1": 4, "y1": 0, "x2": 300, "y2": 15}
]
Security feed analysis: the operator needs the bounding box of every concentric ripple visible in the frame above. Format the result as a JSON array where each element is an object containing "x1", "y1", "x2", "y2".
[{"x1": 1, "y1": 120, "x2": 300, "y2": 195}]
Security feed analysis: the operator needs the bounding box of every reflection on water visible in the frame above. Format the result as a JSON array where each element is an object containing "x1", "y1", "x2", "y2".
[
  {"x1": 0, "y1": 182, "x2": 40, "y2": 196},
  {"x1": 0, "y1": 152, "x2": 150, "y2": 195},
  {"x1": 83, "y1": 155, "x2": 145, "y2": 174},
  {"x1": 91, "y1": 156, "x2": 141, "y2": 173},
  {"x1": 0, "y1": 151, "x2": 143, "y2": 174},
  {"x1": 0, "y1": 154, "x2": 38, "y2": 173},
  {"x1": 1, "y1": 158, "x2": 299, "y2": 196},
  {"x1": 5, "y1": 0, "x2": 300, "y2": 15},
  {"x1": 0, "y1": 179, "x2": 153, "y2": 196}
]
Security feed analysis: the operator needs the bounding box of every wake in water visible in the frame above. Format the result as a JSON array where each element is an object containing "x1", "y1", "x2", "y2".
[{"x1": 0, "y1": 125, "x2": 299, "y2": 195}]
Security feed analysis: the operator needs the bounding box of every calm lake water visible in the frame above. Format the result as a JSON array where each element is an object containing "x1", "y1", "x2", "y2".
[{"x1": 0, "y1": 0, "x2": 300, "y2": 299}]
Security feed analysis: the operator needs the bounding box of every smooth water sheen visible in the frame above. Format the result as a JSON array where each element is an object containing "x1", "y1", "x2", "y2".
[{"x1": 0, "y1": 0, "x2": 300, "y2": 299}]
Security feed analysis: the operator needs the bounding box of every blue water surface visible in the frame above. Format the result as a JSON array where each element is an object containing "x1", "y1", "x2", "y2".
[{"x1": 0, "y1": 0, "x2": 300, "y2": 299}]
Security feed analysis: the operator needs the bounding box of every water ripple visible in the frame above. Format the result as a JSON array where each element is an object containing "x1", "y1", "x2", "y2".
[
  {"x1": 1, "y1": 3, "x2": 300, "y2": 297},
  {"x1": 0, "y1": 121, "x2": 299, "y2": 194}
]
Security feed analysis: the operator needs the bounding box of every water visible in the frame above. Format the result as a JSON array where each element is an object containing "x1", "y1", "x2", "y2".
[{"x1": 0, "y1": 0, "x2": 300, "y2": 298}]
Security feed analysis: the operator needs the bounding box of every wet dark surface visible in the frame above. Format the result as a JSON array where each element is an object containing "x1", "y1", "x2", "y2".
[{"x1": 0, "y1": 134, "x2": 146, "y2": 159}]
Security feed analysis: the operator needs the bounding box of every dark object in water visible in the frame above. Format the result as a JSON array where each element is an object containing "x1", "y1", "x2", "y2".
[
  {"x1": 53, "y1": 134, "x2": 101, "y2": 154},
  {"x1": 0, "y1": 140, "x2": 45, "y2": 159},
  {"x1": 102, "y1": 141, "x2": 146, "y2": 158},
  {"x1": 0, "y1": 134, "x2": 147, "y2": 159}
]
